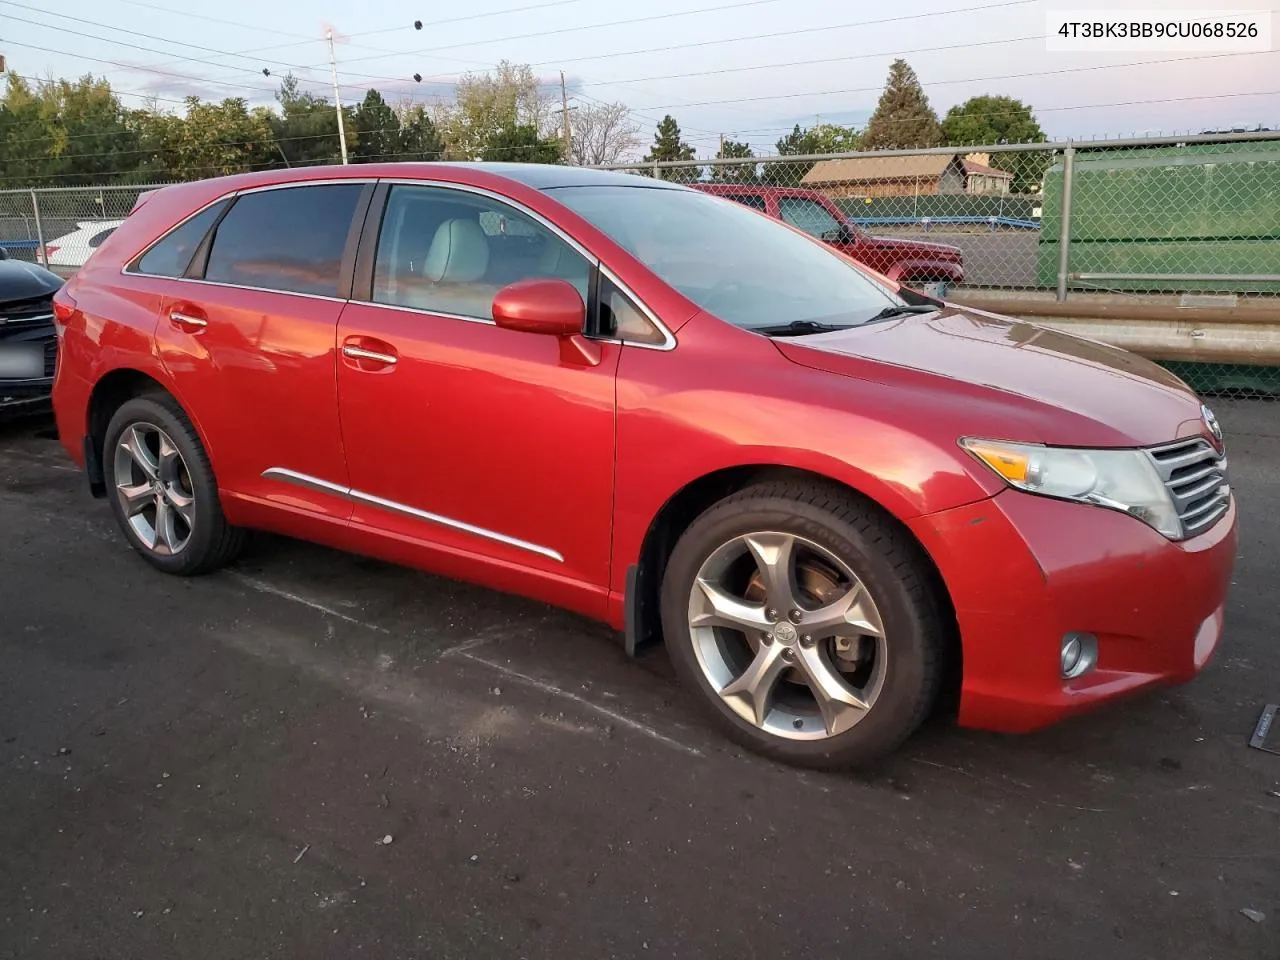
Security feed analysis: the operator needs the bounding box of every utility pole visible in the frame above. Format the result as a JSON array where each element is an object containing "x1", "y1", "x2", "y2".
[
  {"x1": 327, "y1": 29, "x2": 349, "y2": 165},
  {"x1": 560, "y1": 71, "x2": 572, "y2": 164},
  {"x1": 718, "y1": 132, "x2": 724, "y2": 155}
]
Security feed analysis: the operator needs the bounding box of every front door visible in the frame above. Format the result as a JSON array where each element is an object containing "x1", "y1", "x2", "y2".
[{"x1": 335, "y1": 182, "x2": 619, "y2": 594}]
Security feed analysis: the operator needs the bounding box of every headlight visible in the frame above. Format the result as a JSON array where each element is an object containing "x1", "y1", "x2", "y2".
[{"x1": 961, "y1": 438, "x2": 1181, "y2": 539}]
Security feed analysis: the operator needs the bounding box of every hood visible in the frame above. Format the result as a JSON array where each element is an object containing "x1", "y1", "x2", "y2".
[
  {"x1": 860, "y1": 233, "x2": 962, "y2": 260},
  {"x1": 774, "y1": 307, "x2": 1206, "y2": 447},
  {"x1": 0, "y1": 260, "x2": 63, "y2": 301}
]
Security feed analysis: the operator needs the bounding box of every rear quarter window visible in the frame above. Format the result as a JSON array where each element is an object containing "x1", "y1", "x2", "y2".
[{"x1": 133, "y1": 199, "x2": 230, "y2": 278}]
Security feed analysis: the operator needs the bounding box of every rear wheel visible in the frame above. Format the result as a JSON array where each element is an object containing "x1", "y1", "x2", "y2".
[
  {"x1": 103, "y1": 394, "x2": 246, "y2": 575},
  {"x1": 660, "y1": 481, "x2": 946, "y2": 769}
]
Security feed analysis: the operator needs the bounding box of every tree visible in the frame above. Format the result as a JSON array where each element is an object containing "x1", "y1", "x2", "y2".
[
  {"x1": 442, "y1": 60, "x2": 553, "y2": 160},
  {"x1": 396, "y1": 103, "x2": 444, "y2": 161},
  {"x1": 712, "y1": 138, "x2": 756, "y2": 182},
  {"x1": 861, "y1": 59, "x2": 943, "y2": 150},
  {"x1": 270, "y1": 74, "x2": 353, "y2": 166},
  {"x1": 0, "y1": 74, "x2": 61, "y2": 186},
  {"x1": 352, "y1": 89, "x2": 399, "y2": 163},
  {"x1": 481, "y1": 124, "x2": 562, "y2": 163},
  {"x1": 941, "y1": 94, "x2": 1048, "y2": 192},
  {"x1": 643, "y1": 115, "x2": 694, "y2": 163},
  {"x1": 570, "y1": 100, "x2": 640, "y2": 165},
  {"x1": 769, "y1": 122, "x2": 862, "y2": 182},
  {"x1": 171, "y1": 96, "x2": 275, "y2": 179}
]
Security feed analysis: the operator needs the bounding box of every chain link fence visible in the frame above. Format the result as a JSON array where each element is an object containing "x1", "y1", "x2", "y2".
[
  {"x1": 4, "y1": 133, "x2": 1278, "y2": 398},
  {"x1": 599, "y1": 131, "x2": 1280, "y2": 399},
  {"x1": 0, "y1": 183, "x2": 165, "y2": 276}
]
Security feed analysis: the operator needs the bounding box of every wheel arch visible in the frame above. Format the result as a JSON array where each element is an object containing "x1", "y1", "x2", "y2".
[
  {"x1": 626, "y1": 463, "x2": 961, "y2": 714},
  {"x1": 84, "y1": 368, "x2": 205, "y2": 497}
]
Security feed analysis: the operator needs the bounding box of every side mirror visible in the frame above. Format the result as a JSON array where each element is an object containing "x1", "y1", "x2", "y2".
[{"x1": 492, "y1": 278, "x2": 585, "y2": 336}]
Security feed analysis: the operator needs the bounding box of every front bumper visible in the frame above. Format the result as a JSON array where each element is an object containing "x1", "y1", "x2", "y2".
[
  {"x1": 0, "y1": 331, "x2": 57, "y2": 410},
  {"x1": 908, "y1": 489, "x2": 1237, "y2": 733}
]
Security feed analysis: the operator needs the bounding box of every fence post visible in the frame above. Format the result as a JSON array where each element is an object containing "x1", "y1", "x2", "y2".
[
  {"x1": 1055, "y1": 146, "x2": 1076, "y2": 302},
  {"x1": 29, "y1": 189, "x2": 48, "y2": 269},
  {"x1": 652, "y1": 161, "x2": 661, "y2": 180}
]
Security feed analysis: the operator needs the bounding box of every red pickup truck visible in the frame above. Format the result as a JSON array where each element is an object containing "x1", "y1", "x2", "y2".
[{"x1": 691, "y1": 184, "x2": 964, "y2": 297}]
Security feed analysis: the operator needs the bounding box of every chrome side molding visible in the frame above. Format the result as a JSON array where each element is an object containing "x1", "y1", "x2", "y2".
[{"x1": 260, "y1": 467, "x2": 564, "y2": 563}]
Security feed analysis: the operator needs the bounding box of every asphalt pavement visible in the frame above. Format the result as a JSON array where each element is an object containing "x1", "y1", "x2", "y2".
[{"x1": 1, "y1": 401, "x2": 1278, "y2": 960}]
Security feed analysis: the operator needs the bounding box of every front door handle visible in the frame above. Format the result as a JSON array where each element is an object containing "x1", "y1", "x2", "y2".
[
  {"x1": 169, "y1": 309, "x2": 208, "y2": 332},
  {"x1": 342, "y1": 344, "x2": 398, "y2": 366}
]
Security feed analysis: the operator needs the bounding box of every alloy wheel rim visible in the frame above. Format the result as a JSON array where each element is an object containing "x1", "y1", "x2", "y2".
[
  {"x1": 112, "y1": 422, "x2": 196, "y2": 556},
  {"x1": 687, "y1": 531, "x2": 887, "y2": 741}
]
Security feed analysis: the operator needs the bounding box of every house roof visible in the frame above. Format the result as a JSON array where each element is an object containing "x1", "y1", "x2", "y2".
[
  {"x1": 800, "y1": 154, "x2": 955, "y2": 186},
  {"x1": 961, "y1": 159, "x2": 1014, "y2": 179}
]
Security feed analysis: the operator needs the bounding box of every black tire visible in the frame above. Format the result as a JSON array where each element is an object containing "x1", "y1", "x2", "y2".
[
  {"x1": 102, "y1": 393, "x2": 246, "y2": 576},
  {"x1": 659, "y1": 480, "x2": 946, "y2": 770}
]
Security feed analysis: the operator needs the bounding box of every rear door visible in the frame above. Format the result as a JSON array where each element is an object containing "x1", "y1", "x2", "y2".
[{"x1": 149, "y1": 180, "x2": 371, "y2": 519}]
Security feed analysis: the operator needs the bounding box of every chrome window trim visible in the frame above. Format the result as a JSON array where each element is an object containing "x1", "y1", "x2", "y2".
[
  {"x1": 261, "y1": 467, "x2": 564, "y2": 563},
  {"x1": 352, "y1": 299, "x2": 497, "y2": 327},
  {"x1": 118, "y1": 173, "x2": 678, "y2": 351},
  {"x1": 366, "y1": 179, "x2": 678, "y2": 351},
  {"x1": 127, "y1": 273, "x2": 351, "y2": 304}
]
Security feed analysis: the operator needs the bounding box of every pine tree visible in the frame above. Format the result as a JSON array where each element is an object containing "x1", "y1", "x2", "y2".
[
  {"x1": 861, "y1": 60, "x2": 943, "y2": 150},
  {"x1": 643, "y1": 115, "x2": 695, "y2": 163},
  {"x1": 352, "y1": 90, "x2": 399, "y2": 163}
]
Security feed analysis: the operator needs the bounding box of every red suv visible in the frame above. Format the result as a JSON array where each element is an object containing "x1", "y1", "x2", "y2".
[
  {"x1": 50, "y1": 163, "x2": 1236, "y2": 769},
  {"x1": 692, "y1": 183, "x2": 964, "y2": 296}
]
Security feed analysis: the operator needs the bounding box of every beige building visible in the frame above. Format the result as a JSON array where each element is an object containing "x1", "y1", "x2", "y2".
[{"x1": 800, "y1": 152, "x2": 1014, "y2": 198}]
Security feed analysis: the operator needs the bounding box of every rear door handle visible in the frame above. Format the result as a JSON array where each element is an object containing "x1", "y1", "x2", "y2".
[{"x1": 342, "y1": 344, "x2": 398, "y2": 366}]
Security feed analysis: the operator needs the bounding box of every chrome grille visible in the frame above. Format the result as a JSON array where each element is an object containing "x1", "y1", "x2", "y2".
[{"x1": 1147, "y1": 437, "x2": 1230, "y2": 537}]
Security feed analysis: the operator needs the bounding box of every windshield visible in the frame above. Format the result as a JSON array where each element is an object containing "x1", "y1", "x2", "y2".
[{"x1": 548, "y1": 184, "x2": 905, "y2": 331}]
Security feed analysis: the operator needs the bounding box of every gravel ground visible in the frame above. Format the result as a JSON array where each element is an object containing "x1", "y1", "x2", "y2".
[{"x1": 1, "y1": 402, "x2": 1277, "y2": 960}]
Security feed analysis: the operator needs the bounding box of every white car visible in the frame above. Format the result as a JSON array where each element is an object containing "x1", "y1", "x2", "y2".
[{"x1": 43, "y1": 220, "x2": 125, "y2": 269}]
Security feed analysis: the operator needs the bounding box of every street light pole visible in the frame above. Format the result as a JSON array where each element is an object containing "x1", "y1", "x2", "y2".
[{"x1": 326, "y1": 29, "x2": 349, "y2": 165}]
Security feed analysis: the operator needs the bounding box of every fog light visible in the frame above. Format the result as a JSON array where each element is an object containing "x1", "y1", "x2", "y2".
[{"x1": 1060, "y1": 632, "x2": 1098, "y2": 679}]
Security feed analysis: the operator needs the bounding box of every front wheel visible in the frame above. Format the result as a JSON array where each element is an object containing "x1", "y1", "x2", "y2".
[{"x1": 660, "y1": 481, "x2": 947, "y2": 769}]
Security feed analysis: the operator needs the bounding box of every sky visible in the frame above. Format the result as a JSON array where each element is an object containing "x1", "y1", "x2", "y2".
[{"x1": 2, "y1": 0, "x2": 1278, "y2": 157}]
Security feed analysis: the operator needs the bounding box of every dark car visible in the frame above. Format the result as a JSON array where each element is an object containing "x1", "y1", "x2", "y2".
[{"x1": 0, "y1": 253, "x2": 63, "y2": 414}]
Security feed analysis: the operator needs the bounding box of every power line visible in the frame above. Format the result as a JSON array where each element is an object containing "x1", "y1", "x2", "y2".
[
  {"x1": 0, "y1": 38, "x2": 283, "y2": 98},
  {"x1": 538, "y1": 0, "x2": 1040, "y2": 69},
  {"x1": 81, "y1": 0, "x2": 596, "y2": 70},
  {"x1": 596, "y1": 35, "x2": 1039, "y2": 88},
  {"x1": 306, "y1": 0, "x2": 796, "y2": 69},
  {"x1": 627, "y1": 49, "x2": 1280, "y2": 111},
  {"x1": 0, "y1": 3, "x2": 492, "y2": 98}
]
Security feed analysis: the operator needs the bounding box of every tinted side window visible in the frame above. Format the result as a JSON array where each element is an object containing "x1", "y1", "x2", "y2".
[
  {"x1": 778, "y1": 197, "x2": 842, "y2": 239},
  {"x1": 371, "y1": 184, "x2": 591, "y2": 320},
  {"x1": 724, "y1": 194, "x2": 767, "y2": 213},
  {"x1": 89, "y1": 227, "x2": 117, "y2": 249},
  {"x1": 135, "y1": 200, "x2": 228, "y2": 277},
  {"x1": 204, "y1": 184, "x2": 362, "y2": 297}
]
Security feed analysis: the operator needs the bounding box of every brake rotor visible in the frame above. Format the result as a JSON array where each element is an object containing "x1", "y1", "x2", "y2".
[{"x1": 742, "y1": 555, "x2": 866, "y2": 679}]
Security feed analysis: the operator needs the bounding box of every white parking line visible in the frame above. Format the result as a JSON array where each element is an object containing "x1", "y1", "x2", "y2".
[
  {"x1": 227, "y1": 572, "x2": 390, "y2": 634},
  {"x1": 458, "y1": 652, "x2": 705, "y2": 759}
]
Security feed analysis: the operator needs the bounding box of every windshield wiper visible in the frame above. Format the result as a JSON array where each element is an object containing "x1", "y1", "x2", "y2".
[
  {"x1": 755, "y1": 319, "x2": 853, "y2": 337},
  {"x1": 863, "y1": 304, "x2": 940, "y2": 324}
]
